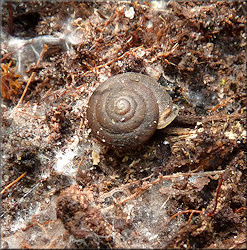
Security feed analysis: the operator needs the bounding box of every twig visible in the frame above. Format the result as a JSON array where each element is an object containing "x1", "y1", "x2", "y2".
[
  {"x1": 208, "y1": 175, "x2": 224, "y2": 217},
  {"x1": 234, "y1": 207, "x2": 247, "y2": 213},
  {"x1": 210, "y1": 97, "x2": 234, "y2": 112},
  {"x1": 164, "y1": 209, "x2": 202, "y2": 227},
  {"x1": 15, "y1": 44, "x2": 48, "y2": 110},
  {"x1": 36, "y1": 221, "x2": 49, "y2": 238},
  {"x1": 1, "y1": 172, "x2": 27, "y2": 195},
  {"x1": 77, "y1": 116, "x2": 84, "y2": 135},
  {"x1": 18, "y1": 110, "x2": 46, "y2": 120},
  {"x1": 76, "y1": 156, "x2": 85, "y2": 172}
]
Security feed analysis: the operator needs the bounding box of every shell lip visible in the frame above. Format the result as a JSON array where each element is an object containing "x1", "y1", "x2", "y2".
[{"x1": 157, "y1": 104, "x2": 179, "y2": 129}]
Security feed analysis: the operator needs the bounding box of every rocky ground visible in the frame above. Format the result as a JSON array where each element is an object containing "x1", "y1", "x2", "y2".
[{"x1": 1, "y1": 1, "x2": 246, "y2": 249}]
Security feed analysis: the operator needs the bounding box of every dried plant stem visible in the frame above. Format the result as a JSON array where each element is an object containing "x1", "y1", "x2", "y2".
[
  {"x1": 208, "y1": 175, "x2": 224, "y2": 217},
  {"x1": 15, "y1": 44, "x2": 47, "y2": 110},
  {"x1": 164, "y1": 209, "x2": 203, "y2": 227},
  {"x1": 1, "y1": 172, "x2": 27, "y2": 195}
]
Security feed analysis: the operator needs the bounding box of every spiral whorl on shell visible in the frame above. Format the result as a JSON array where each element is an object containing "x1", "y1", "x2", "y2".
[{"x1": 87, "y1": 72, "x2": 178, "y2": 149}]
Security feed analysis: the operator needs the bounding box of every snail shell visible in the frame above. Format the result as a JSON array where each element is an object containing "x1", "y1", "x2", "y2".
[{"x1": 87, "y1": 72, "x2": 178, "y2": 149}]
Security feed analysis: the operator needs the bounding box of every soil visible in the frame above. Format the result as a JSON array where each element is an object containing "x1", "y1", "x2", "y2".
[{"x1": 1, "y1": 1, "x2": 246, "y2": 249}]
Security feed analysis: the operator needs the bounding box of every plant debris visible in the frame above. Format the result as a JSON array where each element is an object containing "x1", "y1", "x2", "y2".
[{"x1": 1, "y1": 61, "x2": 23, "y2": 100}]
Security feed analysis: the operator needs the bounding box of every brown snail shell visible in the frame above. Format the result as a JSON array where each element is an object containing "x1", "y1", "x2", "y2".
[{"x1": 87, "y1": 72, "x2": 178, "y2": 149}]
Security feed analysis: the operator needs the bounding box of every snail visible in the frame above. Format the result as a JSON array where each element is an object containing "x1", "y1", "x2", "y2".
[{"x1": 87, "y1": 72, "x2": 178, "y2": 149}]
